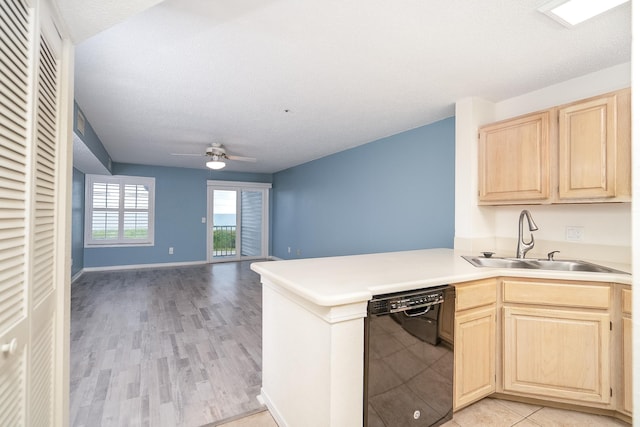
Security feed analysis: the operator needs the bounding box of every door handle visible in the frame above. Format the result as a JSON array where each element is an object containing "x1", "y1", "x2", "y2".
[{"x1": 1, "y1": 338, "x2": 17, "y2": 355}]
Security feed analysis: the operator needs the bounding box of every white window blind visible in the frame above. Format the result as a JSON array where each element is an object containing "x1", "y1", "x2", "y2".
[{"x1": 85, "y1": 175, "x2": 155, "y2": 247}]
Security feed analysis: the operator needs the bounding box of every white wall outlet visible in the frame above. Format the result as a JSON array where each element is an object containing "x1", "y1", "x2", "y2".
[
  {"x1": 565, "y1": 226, "x2": 584, "y2": 242},
  {"x1": 201, "y1": 217, "x2": 206, "y2": 223},
  {"x1": 169, "y1": 247, "x2": 174, "y2": 255},
  {"x1": 287, "y1": 246, "x2": 291, "y2": 254}
]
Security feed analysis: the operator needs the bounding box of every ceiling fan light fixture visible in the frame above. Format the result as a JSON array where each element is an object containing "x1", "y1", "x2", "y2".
[
  {"x1": 206, "y1": 156, "x2": 226, "y2": 170},
  {"x1": 539, "y1": 0, "x2": 629, "y2": 27}
]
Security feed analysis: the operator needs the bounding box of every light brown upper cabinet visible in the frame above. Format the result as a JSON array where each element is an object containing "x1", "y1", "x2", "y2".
[
  {"x1": 478, "y1": 89, "x2": 631, "y2": 205},
  {"x1": 478, "y1": 112, "x2": 550, "y2": 203},
  {"x1": 558, "y1": 90, "x2": 631, "y2": 201}
]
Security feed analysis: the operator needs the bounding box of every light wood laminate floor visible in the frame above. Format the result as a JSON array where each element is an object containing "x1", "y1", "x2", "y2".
[{"x1": 70, "y1": 261, "x2": 265, "y2": 427}]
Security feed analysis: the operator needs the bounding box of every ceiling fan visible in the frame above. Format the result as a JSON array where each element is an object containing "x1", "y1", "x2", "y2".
[{"x1": 170, "y1": 143, "x2": 256, "y2": 170}]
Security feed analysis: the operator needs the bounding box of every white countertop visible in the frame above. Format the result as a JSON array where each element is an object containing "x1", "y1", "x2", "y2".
[{"x1": 250, "y1": 248, "x2": 632, "y2": 307}]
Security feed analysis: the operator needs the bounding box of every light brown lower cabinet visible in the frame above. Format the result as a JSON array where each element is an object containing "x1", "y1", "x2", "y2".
[
  {"x1": 438, "y1": 289, "x2": 455, "y2": 345},
  {"x1": 503, "y1": 306, "x2": 611, "y2": 404},
  {"x1": 452, "y1": 278, "x2": 631, "y2": 420},
  {"x1": 621, "y1": 287, "x2": 632, "y2": 415},
  {"x1": 454, "y1": 306, "x2": 496, "y2": 410},
  {"x1": 453, "y1": 279, "x2": 497, "y2": 410}
]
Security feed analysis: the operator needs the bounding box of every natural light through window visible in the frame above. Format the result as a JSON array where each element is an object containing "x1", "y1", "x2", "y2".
[{"x1": 85, "y1": 175, "x2": 155, "y2": 247}]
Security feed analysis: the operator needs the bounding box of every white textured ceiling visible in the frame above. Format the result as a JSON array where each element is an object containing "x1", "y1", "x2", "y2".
[
  {"x1": 69, "y1": 0, "x2": 631, "y2": 174},
  {"x1": 56, "y1": 0, "x2": 165, "y2": 43}
]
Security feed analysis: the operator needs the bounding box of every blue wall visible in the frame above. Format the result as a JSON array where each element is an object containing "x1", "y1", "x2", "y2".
[
  {"x1": 71, "y1": 168, "x2": 85, "y2": 277},
  {"x1": 271, "y1": 117, "x2": 455, "y2": 259},
  {"x1": 77, "y1": 117, "x2": 455, "y2": 268},
  {"x1": 83, "y1": 163, "x2": 272, "y2": 268}
]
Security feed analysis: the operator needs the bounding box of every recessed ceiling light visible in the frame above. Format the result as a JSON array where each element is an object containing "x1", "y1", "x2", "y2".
[{"x1": 539, "y1": 0, "x2": 629, "y2": 28}]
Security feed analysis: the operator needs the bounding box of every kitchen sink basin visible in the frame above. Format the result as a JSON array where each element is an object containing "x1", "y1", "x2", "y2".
[
  {"x1": 462, "y1": 256, "x2": 629, "y2": 274},
  {"x1": 464, "y1": 257, "x2": 533, "y2": 269}
]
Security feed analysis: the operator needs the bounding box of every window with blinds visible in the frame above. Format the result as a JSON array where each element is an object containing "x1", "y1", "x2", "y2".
[{"x1": 84, "y1": 175, "x2": 155, "y2": 247}]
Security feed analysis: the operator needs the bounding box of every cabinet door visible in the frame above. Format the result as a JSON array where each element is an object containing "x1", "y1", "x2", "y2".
[
  {"x1": 503, "y1": 306, "x2": 610, "y2": 404},
  {"x1": 621, "y1": 288, "x2": 632, "y2": 415},
  {"x1": 478, "y1": 111, "x2": 550, "y2": 203},
  {"x1": 558, "y1": 94, "x2": 616, "y2": 199},
  {"x1": 622, "y1": 316, "x2": 632, "y2": 414},
  {"x1": 454, "y1": 306, "x2": 496, "y2": 410}
]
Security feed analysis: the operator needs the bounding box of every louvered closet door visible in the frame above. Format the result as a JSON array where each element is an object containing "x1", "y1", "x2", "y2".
[
  {"x1": 0, "y1": 0, "x2": 62, "y2": 425},
  {"x1": 0, "y1": 0, "x2": 32, "y2": 424},
  {"x1": 29, "y1": 9, "x2": 61, "y2": 426}
]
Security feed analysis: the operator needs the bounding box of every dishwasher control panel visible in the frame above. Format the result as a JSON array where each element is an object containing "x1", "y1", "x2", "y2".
[{"x1": 368, "y1": 285, "x2": 449, "y2": 315}]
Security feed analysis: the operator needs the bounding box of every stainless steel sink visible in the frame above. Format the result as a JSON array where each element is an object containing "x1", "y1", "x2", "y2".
[
  {"x1": 463, "y1": 257, "x2": 534, "y2": 269},
  {"x1": 462, "y1": 256, "x2": 629, "y2": 274}
]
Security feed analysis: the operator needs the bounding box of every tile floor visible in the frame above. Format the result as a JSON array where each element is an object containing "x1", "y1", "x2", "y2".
[
  {"x1": 443, "y1": 398, "x2": 629, "y2": 426},
  {"x1": 219, "y1": 397, "x2": 630, "y2": 426},
  {"x1": 213, "y1": 409, "x2": 275, "y2": 427}
]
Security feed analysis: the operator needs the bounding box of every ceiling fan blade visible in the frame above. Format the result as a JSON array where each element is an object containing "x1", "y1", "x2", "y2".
[
  {"x1": 169, "y1": 152, "x2": 205, "y2": 157},
  {"x1": 227, "y1": 155, "x2": 257, "y2": 162}
]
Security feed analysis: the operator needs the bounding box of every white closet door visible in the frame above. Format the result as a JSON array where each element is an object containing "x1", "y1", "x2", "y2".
[
  {"x1": 28, "y1": 7, "x2": 61, "y2": 426},
  {"x1": 0, "y1": 0, "x2": 64, "y2": 425},
  {"x1": 0, "y1": 0, "x2": 33, "y2": 424}
]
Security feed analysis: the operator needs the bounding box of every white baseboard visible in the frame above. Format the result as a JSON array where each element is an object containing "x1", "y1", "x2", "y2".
[
  {"x1": 82, "y1": 260, "x2": 209, "y2": 273},
  {"x1": 79, "y1": 257, "x2": 276, "y2": 275},
  {"x1": 71, "y1": 269, "x2": 84, "y2": 283},
  {"x1": 259, "y1": 389, "x2": 287, "y2": 427}
]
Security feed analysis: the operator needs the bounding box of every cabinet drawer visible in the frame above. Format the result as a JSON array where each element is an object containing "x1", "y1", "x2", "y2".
[
  {"x1": 622, "y1": 288, "x2": 632, "y2": 315},
  {"x1": 503, "y1": 279, "x2": 610, "y2": 309},
  {"x1": 455, "y1": 279, "x2": 497, "y2": 311}
]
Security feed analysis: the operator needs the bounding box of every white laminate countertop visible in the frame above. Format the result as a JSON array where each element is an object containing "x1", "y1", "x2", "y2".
[{"x1": 250, "y1": 248, "x2": 632, "y2": 307}]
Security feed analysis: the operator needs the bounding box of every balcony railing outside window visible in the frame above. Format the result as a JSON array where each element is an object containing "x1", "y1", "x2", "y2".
[{"x1": 213, "y1": 225, "x2": 236, "y2": 256}]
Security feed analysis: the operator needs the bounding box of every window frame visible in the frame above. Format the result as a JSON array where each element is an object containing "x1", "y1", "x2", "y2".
[
  {"x1": 206, "y1": 180, "x2": 271, "y2": 262},
  {"x1": 84, "y1": 174, "x2": 155, "y2": 248}
]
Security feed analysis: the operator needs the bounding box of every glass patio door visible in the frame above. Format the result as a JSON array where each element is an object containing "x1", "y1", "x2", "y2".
[
  {"x1": 212, "y1": 189, "x2": 237, "y2": 258},
  {"x1": 207, "y1": 181, "x2": 271, "y2": 262}
]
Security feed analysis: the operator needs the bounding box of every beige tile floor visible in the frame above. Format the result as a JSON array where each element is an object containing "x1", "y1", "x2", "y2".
[
  {"x1": 217, "y1": 397, "x2": 630, "y2": 426},
  {"x1": 214, "y1": 409, "x2": 275, "y2": 427},
  {"x1": 443, "y1": 398, "x2": 629, "y2": 426}
]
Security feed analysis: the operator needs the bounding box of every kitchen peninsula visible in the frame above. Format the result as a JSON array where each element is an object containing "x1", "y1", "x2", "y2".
[{"x1": 250, "y1": 248, "x2": 632, "y2": 427}]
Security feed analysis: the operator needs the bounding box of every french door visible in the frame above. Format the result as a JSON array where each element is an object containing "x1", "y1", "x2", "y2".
[{"x1": 206, "y1": 180, "x2": 271, "y2": 262}]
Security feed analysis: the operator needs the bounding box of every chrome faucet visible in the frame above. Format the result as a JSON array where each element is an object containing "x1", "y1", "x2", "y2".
[{"x1": 516, "y1": 210, "x2": 538, "y2": 259}]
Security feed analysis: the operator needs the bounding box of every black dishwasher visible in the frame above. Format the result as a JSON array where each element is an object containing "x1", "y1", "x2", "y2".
[{"x1": 364, "y1": 285, "x2": 454, "y2": 426}]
